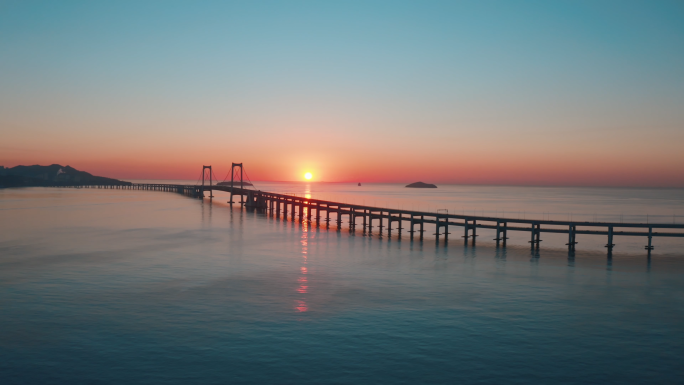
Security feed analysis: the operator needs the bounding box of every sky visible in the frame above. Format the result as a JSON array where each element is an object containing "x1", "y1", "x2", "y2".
[{"x1": 1, "y1": 0, "x2": 683, "y2": 186}]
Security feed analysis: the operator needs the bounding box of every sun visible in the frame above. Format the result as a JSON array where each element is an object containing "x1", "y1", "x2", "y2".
[{"x1": 304, "y1": 172, "x2": 312, "y2": 180}]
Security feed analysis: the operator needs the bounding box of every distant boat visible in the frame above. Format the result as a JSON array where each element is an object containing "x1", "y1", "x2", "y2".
[
  {"x1": 217, "y1": 181, "x2": 253, "y2": 187},
  {"x1": 358, "y1": 182, "x2": 361, "y2": 186},
  {"x1": 405, "y1": 181, "x2": 437, "y2": 188}
]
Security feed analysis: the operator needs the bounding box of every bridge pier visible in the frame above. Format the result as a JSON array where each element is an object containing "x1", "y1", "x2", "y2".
[
  {"x1": 378, "y1": 212, "x2": 384, "y2": 238},
  {"x1": 463, "y1": 220, "x2": 469, "y2": 245},
  {"x1": 493, "y1": 221, "x2": 509, "y2": 247},
  {"x1": 529, "y1": 223, "x2": 542, "y2": 249},
  {"x1": 495, "y1": 221, "x2": 502, "y2": 247},
  {"x1": 646, "y1": 226, "x2": 654, "y2": 254},
  {"x1": 409, "y1": 215, "x2": 415, "y2": 240},
  {"x1": 605, "y1": 226, "x2": 615, "y2": 253},
  {"x1": 535, "y1": 223, "x2": 541, "y2": 249},
  {"x1": 336, "y1": 207, "x2": 342, "y2": 231},
  {"x1": 503, "y1": 222, "x2": 508, "y2": 247},
  {"x1": 566, "y1": 225, "x2": 577, "y2": 251},
  {"x1": 350, "y1": 208, "x2": 356, "y2": 232},
  {"x1": 419, "y1": 215, "x2": 424, "y2": 241},
  {"x1": 471, "y1": 220, "x2": 478, "y2": 245},
  {"x1": 368, "y1": 215, "x2": 374, "y2": 237}
]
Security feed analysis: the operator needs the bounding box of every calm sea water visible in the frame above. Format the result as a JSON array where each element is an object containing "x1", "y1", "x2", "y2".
[{"x1": 1, "y1": 183, "x2": 683, "y2": 384}]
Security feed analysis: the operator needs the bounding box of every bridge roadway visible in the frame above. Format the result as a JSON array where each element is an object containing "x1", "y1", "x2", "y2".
[{"x1": 66, "y1": 182, "x2": 684, "y2": 255}]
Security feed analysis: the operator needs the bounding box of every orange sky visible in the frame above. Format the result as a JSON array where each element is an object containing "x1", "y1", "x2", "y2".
[
  {"x1": 2, "y1": 1, "x2": 684, "y2": 187},
  {"x1": 3, "y1": 127, "x2": 683, "y2": 187}
]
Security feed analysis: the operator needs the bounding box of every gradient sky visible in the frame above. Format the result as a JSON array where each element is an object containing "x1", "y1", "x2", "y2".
[{"x1": 1, "y1": 0, "x2": 683, "y2": 186}]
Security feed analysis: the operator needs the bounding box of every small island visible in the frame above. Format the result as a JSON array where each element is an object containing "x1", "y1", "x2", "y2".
[
  {"x1": 217, "y1": 181, "x2": 253, "y2": 187},
  {"x1": 405, "y1": 181, "x2": 437, "y2": 188}
]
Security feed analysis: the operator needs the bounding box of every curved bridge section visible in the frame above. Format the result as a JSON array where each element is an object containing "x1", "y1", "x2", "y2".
[{"x1": 56, "y1": 171, "x2": 684, "y2": 256}]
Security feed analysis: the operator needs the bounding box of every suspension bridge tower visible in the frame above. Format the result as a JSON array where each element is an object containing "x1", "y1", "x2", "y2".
[
  {"x1": 228, "y1": 162, "x2": 244, "y2": 204},
  {"x1": 201, "y1": 165, "x2": 214, "y2": 198}
]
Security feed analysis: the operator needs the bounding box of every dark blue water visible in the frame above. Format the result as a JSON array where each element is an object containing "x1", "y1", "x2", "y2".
[{"x1": 1, "y1": 186, "x2": 683, "y2": 384}]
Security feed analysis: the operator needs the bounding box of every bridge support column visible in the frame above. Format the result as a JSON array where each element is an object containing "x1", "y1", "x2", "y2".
[
  {"x1": 368, "y1": 215, "x2": 373, "y2": 237},
  {"x1": 378, "y1": 212, "x2": 384, "y2": 238},
  {"x1": 336, "y1": 208, "x2": 342, "y2": 231},
  {"x1": 363, "y1": 211, "x2": 368, "y2": 235},
  {"x1": 463, "y1": 220, "x2": 469, "y2": 245},
  {"x1": 495, "y1": 221, "x2": 501, "y2": 247},
  {"x1": 409, "y1": 215, "x2": 415, "y2": 240},
  {"x1": 646, "y1": 226, "x2": 654, "y2": 255},
  {"x1": 529, "y1": 223, "x2": 541, "y2": 249},
  {"x1": 419, "y1": 215, "x2": 424, "y2": 241},
  {"x1": 503, "y1": 222, "x2": 508, "y2": 247},
  {"x1": 566, "y1": 225, "x2": 577, "y2": 251},
  {"x1": 472, "y1": 220, "x2": 477, "y2": 246},
  {"x1": 605, "y1": 226, "x2": 615, "y2": 255},
  {"x1": 350, "y1": 208, "x2": 355, "y2": 232}
]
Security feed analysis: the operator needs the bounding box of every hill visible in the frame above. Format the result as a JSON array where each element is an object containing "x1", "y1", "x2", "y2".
[{"x1": 0, "y1": 164, "x2": 131, "y2": 188}]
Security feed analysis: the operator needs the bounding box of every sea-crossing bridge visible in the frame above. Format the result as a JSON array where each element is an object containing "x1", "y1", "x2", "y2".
[{"x1": 60, "y1": 164, "x2": 684, "y2": 256}]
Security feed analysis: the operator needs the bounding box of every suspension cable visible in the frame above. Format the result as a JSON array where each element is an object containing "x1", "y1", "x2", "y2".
[{"x1": 242, "y1": 166, "x2": 257, "y2": 190}]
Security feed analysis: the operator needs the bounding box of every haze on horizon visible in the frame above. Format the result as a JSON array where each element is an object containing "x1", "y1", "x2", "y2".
[{"x1": 1, "y1": 0, "x2": 683, "y2": 187}]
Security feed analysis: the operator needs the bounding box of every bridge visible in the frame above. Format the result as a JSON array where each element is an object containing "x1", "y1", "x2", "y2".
[{"x1": 58, "y1": 164, "x2": 684, "y2": 256}]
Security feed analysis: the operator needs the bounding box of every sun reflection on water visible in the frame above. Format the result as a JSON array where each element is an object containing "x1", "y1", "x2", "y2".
[{"x1": 296, "y1": 200, "x2": 310, "y2": 312}]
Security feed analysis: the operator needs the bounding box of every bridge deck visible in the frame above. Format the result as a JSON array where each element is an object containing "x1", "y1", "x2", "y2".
[{"x1": 55, "y1": 182, "x2": 684, "y2": 254}]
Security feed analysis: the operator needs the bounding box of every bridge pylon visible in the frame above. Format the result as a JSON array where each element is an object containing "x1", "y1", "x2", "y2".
[
  {"x1": 201, "y1": 165, "x2": 214, "y2": 198},
  {"x1": 228, "y1": 162, "x2": 244, "y2": 205}
]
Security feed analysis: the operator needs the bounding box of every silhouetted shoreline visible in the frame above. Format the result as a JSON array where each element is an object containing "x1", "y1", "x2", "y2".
[{"x1": 0, "y1": 164, "x2": 130, "y2": 188}]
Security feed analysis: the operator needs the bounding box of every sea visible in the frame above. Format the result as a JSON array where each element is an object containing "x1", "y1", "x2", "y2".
[{"x1": 1, "y1": 182, "x2": 683, "y2": 384}]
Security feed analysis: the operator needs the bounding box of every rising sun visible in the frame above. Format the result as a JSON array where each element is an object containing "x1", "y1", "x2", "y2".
[{"x1": 304, "y1": 172, "x2": 312, "y2": 180}]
